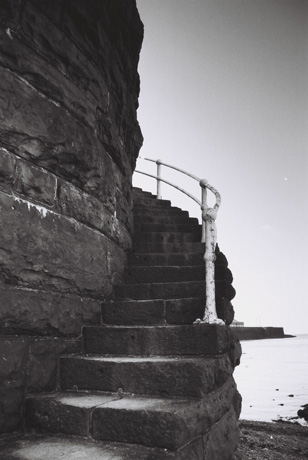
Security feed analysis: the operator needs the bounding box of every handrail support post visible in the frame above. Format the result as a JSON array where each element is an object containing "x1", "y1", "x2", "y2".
[
  {"x1": 156, "y1": 159, "x2": 162, "y2": 199},
  {"x1": 200, "y1": 181, "x2": 207, "y2": 243}
]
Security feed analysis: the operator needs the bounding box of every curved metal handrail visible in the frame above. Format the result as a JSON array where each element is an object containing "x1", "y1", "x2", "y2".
[
  {"x1": 134, "y1": 170, "x2": 202, "y2": 207},
  {"x1": 134, "y1": 156, "x2": 224, "y2": 326},
  {"x1": 139, "y1": 157, "x2": 222, "y2": 213}
]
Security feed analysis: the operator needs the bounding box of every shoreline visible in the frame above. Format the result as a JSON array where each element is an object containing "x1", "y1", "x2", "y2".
[{"x1": 237, "y1": 419, "x2": 308, "y2": 459}]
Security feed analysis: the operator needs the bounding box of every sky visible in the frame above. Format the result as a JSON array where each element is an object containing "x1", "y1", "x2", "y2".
[{"x1": 134, "y1": 0, "x2": 308, "y2": 334}]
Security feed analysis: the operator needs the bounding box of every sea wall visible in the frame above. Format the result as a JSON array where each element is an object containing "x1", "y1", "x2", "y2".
[
  {"x1": 233, "y1": 327, "x2": 286, "y2": 341},
  {"x1": 0, "y1": 0, "x2": 143, "y2": 433}
]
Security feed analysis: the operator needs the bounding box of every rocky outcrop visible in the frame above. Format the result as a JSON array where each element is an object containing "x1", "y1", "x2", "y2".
[{"x1": 0, "y1": 0, "x2": 143, "y2": 433}]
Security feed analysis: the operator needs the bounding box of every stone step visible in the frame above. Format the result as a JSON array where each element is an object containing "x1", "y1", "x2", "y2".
[
  {"x1": 114, "y1": 280, "x2": 235, "y2": 302},
  {"x1": 83, "y1": 324, "x2": 235, "y2": 356},
  {"x1": 134, "y1": 231, "x2": 201, "y2": 244},
  {"x1": 133, "y1": 187, "x2": 156, "y2": 198},
  {"x1": 134, "y1": 214, "x2": 199, "y2": 225},
  {"x1": 133, "y1": 197, "x2": 172, "y2": 207},
  {"x1": 133, "y1": 241, "x2": 205, "y2": 253},
  {"x1": 126, "y1": 256, "x2": 232, "y2": 282},
  {"x1": 128, "y1": 252, "x2": 204, "y2": 266},
  {"x1": 123, "y1": 265, "x2": 205, "y2": 283},
  {"x1": 114, "y1": 280, "x2": 205, "y2": 300},
  {"x1": 133, "y1": 207, "x2": 189, "y2": 218},
  {"x1": 59, "y1": 354, "x2": 233, "y2": 398},
  {"x1": 26, "y1": 377, "x2": 237, "y2": 450},
  {"x1": 134, "y1": 223, "x2": 201, "y2": 233},
  {"x1": 101, "y1": 298, "x2": 205, "y2": 326},
  {"x1": 0, "y1": 432, "x2": 204, "y2": 460}
]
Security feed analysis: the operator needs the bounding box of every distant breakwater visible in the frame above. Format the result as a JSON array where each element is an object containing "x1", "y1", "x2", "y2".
[{"x1": 232, "y1": 327, "x2": 295, "y2": 341}]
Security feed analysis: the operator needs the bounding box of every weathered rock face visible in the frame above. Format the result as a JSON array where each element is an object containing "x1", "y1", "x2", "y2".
[{"x1": 0, "y1": 0, "x2": 143, "y2": 433}]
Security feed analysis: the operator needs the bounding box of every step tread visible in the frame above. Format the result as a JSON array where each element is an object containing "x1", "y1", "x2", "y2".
[
  {"x1": 26, "y1": 378, "x2": 237, "y2": 451},
  {"x1": 132, "y1": 242, "x2": 204, "y2": 253},
  {"x1": 61, "y1": 354, "x2": 213, "y2": 362},
  {"x1": 27, "y1": 391, "x2": 197, "y2": 410},
  {"x1": 0, "y1": 433, "x2": 182, "y2": 460},
  {"x1": 59, "y1": 354, "x2": 233, "y2": 398},
  {"x1": 101, "y1": 298, "x2": 205, "y2": 326},
  {"x1": 82, "y1": 323, "x2": 235, "y2": 356}
]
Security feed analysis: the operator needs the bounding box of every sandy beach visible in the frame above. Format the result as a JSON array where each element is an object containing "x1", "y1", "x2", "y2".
[{"x1": 236, "y1": 420, "x2": 308, "y2": 459}]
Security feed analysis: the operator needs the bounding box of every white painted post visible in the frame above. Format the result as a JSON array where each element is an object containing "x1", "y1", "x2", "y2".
[
  {"x1": 195, "y1": 179, "x2": 224, "y2": 325},
  {"x1": 156, "y1": 159, "x2": 162, "y2": 199},
  {"x1": 200, "y1": 181, "x2": 207, "y2": 243}
]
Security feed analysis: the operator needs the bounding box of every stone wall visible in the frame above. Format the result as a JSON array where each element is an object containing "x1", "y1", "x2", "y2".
[{"x1": 0, "y1": 0, "x2": 143, "y2": 433}]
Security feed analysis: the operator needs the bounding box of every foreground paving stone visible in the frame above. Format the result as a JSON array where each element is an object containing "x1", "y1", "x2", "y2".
[{"x1": 0, "y1": 433, "x2": 204, "y2": 460}]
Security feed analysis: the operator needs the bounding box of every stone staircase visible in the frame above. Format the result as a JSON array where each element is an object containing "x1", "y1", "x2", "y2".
[{"x1": 4, "y1": 188, "x2": 241, "y2": 459}]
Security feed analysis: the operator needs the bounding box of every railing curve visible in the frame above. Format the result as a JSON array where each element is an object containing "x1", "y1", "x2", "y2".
[{"x1": 135, "y1": 157, "x2": 224, "y2": 325}]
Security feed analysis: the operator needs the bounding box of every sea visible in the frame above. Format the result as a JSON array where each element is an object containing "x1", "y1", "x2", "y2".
[{"x1": 234, "y1": 334, "x2": 308, "y2": 425}]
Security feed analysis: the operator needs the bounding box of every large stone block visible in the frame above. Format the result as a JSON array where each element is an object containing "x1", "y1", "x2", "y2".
[
  {"x1": 0, "y1": 66, "x2": 130, "y2": 211},
  {"x1": 0, "y1": 193, "x2": 114, "y2": 297},
  {"x1": 0, "y1": 337, "x2": 30, "y2": 433},
  {"x1": 0, "y1": 0, "x2": 23, "y2": 30},
  {"x1": 0, "y1": 147, "x2": 15, "y2": 193},
  {"x1": 0, "y1": 287, "x2": 101, "y2": 336},
  {"x1": 27, "y1": 338, "x2": 80, "y2": 393},
  {"x1": 57, "y1": 180, "x2": 131, "y2": 250},
  {"x1": 14, "y1": 160, "x2": 57, "y2": 207},
  {"x1": 202, "y1": 408, "x2": 240, "y2": 460}
]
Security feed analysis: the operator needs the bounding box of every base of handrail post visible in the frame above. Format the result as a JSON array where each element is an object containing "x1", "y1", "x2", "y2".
[{"x1": 194, "y1": 312, "x2": 225, "y2": 325}]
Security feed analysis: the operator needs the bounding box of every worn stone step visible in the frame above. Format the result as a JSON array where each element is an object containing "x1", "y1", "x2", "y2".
[
  {"x1": 133, "y1": 197, "x2": 172, "y2": 207},
  {"x1": 102, "y1": 299, "x2": 166, "y2": 325},
  {"x1": 133, "y1": 241, "x2": 205, "y2": 254},
  {"x1": 126, "y1": 255, "x2": 232, "y2": 282},
  {"x1": 26, "y1": 377, "x2": 238, "y2": 450},
  {"x1": 60, "y1": 354, "x2": 233, "y2": 398},
  {"x1": 114, "y1": 280, "x2": 205, "y2": 300},
  {"x1": 133, "y1": 187, "x2": 156, "y2": 198},
  {"x1": 0, "y1": 432, "x2": 205, "y2": 460},
  {"x1": 128, "y1": 252, "x2": 204, "y2": 266},
  {"x1": 133, "y1": 207, "x2": 189, "y2": 218},
  {"x1": 134, "y1": 214, "x2": 199, "y2": 225},
  {"x1": 164, "y1": 297, "x2": 206, "y2": 325},
  {"x1": 114, "y1": 280, "x2": 234, "y2": 301},
  {"x1": 123, "y1": 265, "x2": 205, "y2": 283},
  {"x1": 134, "y1": 223, "x2": 201, "y2": 233},
  {"x1": 101, "y1": 298, "x2": 205, "y2": 326},
  {"x1": 134, "y1": 231, "x2": 201, "y2": 244},
  {"x1": 83, "y1": 324, "x2": 236, "y2": 356}
]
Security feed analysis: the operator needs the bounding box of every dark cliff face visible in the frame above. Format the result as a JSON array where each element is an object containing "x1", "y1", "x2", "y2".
[{"x1": 0, "y1": 0, "x2": 143, "y2": 433}]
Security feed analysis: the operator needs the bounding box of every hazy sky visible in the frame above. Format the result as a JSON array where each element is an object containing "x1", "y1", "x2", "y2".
[{"x1": 134, "y1": 0, "x2": 308, "y2": 334}]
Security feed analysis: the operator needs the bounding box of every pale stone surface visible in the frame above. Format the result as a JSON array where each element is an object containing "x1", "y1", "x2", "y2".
[{"x1": 0, "y1": 432, "x2": 204, "y2": 460}]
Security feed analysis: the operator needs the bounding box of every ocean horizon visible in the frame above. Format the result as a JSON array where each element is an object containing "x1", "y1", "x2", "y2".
[{"x1": 234, "y1": 333, "x2": 308, "y2": 425}]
